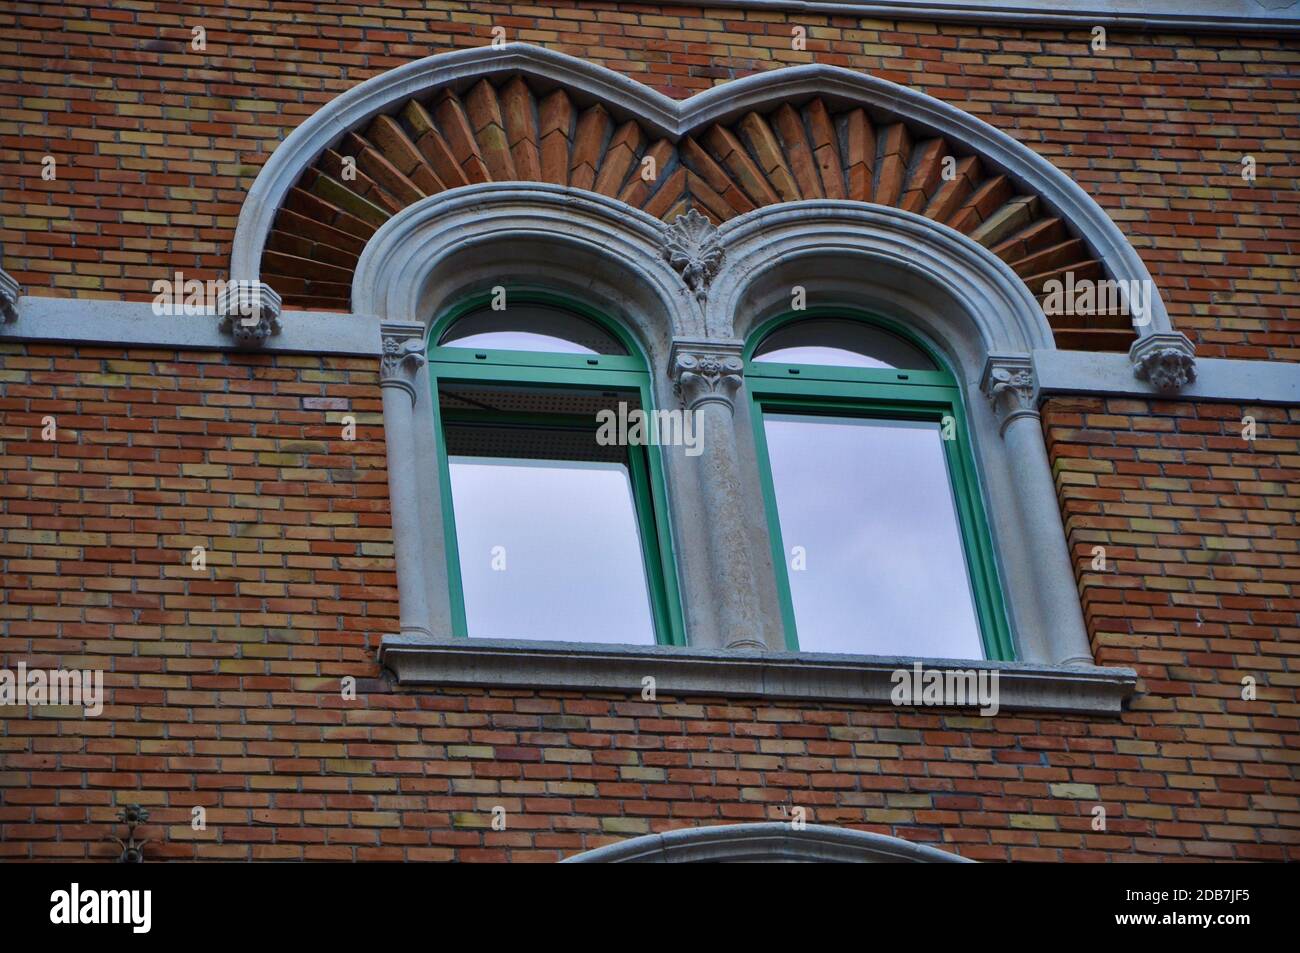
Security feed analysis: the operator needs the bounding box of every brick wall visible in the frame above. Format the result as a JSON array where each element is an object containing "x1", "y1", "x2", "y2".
[
  {"x1": 1, "y1": 345, "x2": 1296, "y2": 860},
  {"x1": 1, "y1": 3, "x2": 1297, "y2": 862},
  {"x1": 1, "y1": 2, "x2": 1297, "y2": 358}
]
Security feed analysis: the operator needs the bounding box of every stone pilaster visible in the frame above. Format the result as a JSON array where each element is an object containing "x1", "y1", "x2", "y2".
[
  {"x1": 380, "y1": 322, "x2": 433, "y2": 640},
  {"x1": 980, "y1": 355, "x2": 1093, "y2": 668},
  {"x1": 670, "y1": 339, "x2": 764, "y2": 652}
]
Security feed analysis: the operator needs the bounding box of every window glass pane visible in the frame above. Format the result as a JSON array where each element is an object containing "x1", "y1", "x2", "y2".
[
  {"x1": 763, "y1": 412, "x2": 983, "y2": 658},
  {"x1": 753, "y1": 318, "x2": 936, "y2": 370},
  {"x1": 444, "y1": 421, "x2": 657, "y2": 645},
  {"x1": 439, "y1": 303, "x2": 628, "y2": 355}
]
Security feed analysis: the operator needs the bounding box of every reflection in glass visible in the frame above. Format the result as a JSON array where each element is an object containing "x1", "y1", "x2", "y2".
[
  {"x1": 447, "y1": 455, "x2": 657, "y2": 644},
  {"x1": 763, "y1": 413, "x2": 983, "y2": 658},
  {"x1": 439, "y1": 303, "x2": 628, "y2": 355},
  {"x1": 753, "y1": 318, "x2": 937, "y2": 370}
]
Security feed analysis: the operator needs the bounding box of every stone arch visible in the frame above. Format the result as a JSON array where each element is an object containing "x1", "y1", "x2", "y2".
[
  {"x1": 561, "y1": 822, "x2": 974, "y2": 863},
  {"x1": 351, "y1": 183, "x2": 696, "y2": 354},
  {"x1": 231, "y1": 43, "x2": 1171, "y2": 351}
]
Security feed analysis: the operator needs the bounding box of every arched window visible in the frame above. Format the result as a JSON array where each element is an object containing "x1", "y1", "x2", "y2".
[
  {"x1": 428, "y1": 290, "x2": 683, "y2": 646},
  {"x1": 746, "y1": 310, "x2": 1012, "y2": 660}
]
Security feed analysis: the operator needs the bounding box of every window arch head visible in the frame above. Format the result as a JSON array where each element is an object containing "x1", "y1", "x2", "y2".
[
  {"x1": 438, "y1": 299, "x2": 630, "y2": 357},
  {"x1": 751, "y1": 317, "x2": 938, "y2": 371}
]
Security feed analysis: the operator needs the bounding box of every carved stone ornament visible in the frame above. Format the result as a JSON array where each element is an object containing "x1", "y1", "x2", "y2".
[
  {"x1": 672, "y1": 349, "x2": 744, "y2": 412},
  {"x1": 1130, "y1": 332, "x2": 1197, "y2": 393},
  {"x1": 379, "y1": 327, "x2": 428, "y2": 404},
  {"x1": 217, "y1": 280, "x2": 282, "y2": 346},
  {"x1": 980, "y1": 355, "x2": 1039, "y2": 434},
  {"x1": 0, "y1": 266, "x2": 19, "y2": 323},
  {"x1": 663, "y1": 208, "x2": 723, "y2": 301},
  {"x1": 982, "y1": 359, "x2": 1035, "y2": 410}
]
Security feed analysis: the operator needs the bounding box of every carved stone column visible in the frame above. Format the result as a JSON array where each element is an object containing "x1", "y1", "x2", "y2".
[
  {"x1": 380, "y1": 322, "x2": 433, "y2": 640},
  {"x1": 980, "y1": 355, "x2": 1093, "y2": 668},
  {"x1": 670, "y1": 339, "x2": 765, "y2": 651}
]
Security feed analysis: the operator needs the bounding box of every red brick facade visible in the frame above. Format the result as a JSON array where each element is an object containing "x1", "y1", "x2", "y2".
[{"x1": 1, "y1": 3, "x2": 1297, "y2": 861}]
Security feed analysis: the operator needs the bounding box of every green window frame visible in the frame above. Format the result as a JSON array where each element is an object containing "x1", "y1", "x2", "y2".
[
  {"x1": 427, "y1": 289, "x2": 685, "y2": 646},
  {"x1": 746, "y1": 308, "x2": 1014, "y2": 660}
]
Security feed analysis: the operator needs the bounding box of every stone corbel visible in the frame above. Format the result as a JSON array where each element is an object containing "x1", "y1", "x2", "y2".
[
  {"x1": 0, "y1": 266, "x2": 19, "y2": 323},
  {"x1": 1130, "y1": 331, "x2": 1196, "y2": 393},
  {"x1": 217, "y1": 280, "x2": 282, "y2": 346}
]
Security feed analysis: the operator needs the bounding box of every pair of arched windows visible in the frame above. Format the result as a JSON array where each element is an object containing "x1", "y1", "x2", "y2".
[{"x1": 426, "y1": 291, "x2": 1011, "y2": 661}]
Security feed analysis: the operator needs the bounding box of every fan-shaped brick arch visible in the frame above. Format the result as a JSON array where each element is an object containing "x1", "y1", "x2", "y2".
[{"x1": 263, "y1": 75, "x2": 1132, "y2": 352}]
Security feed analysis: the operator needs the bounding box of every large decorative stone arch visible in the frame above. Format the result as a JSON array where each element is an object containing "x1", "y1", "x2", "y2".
[
  {"x1": 561, "y1": 822, "x2": 973, "y2": 863},
  {"x1": 230, "y1": 43, "x2": 1187, "y2": 362}
]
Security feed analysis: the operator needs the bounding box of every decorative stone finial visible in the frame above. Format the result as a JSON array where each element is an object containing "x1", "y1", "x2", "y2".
[
  {"x1": 1130, "y1": 332, "x2": 1196, "y2": 393},
  {"x1": 217, "y1": 280, "x2": 282, "y2": 346},
  {"x1": 670, "y1": 340, "x2": 744, "y2": 413},
  {"x1": 663, "y1": 208, "x2": 723, "y2": 302}
]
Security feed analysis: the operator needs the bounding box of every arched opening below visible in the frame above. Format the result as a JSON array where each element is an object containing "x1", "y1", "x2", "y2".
[{"x1": 562, "y1": 823, "x2": 973, "y2": 863}]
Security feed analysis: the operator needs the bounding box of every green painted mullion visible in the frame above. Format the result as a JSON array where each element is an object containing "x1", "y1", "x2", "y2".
[
  {"x1": 429, "y1": 367, "x2": 469, "y2": 638},
  {"x1": 939, "y1": 400, "x2": 1014, "y2": 660},
  {"x1": 432, "y1": 348, "x2": 645, "y2": 374},
  {"x1": 635, "y1": 379, "x2": 686, "y2": 647},
  {"x1": 748, "y1": 395, "x2": 801, "y2": 651},
  {"x1": 432, "y1": 361, "x2": 645, "y2": 390}
]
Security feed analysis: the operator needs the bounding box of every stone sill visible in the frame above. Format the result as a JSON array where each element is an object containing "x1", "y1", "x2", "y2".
[{"x1": 379, "y1": 636, "x2": 1138, "y2": 716}]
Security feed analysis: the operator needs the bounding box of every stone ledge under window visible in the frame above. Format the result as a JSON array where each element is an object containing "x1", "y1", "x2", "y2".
[{"x1": 378, "y1": 636, "x2": 1138, "y2": 716}]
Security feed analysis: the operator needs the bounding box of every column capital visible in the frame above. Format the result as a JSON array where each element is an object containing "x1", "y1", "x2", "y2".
[
  {"x1": 379, "y1": 322, "x2": 428, "y2": 405},
  {"x1": 980, "y1": 354, "x2": 1038, "y2": 436},
  {"x1": 1130, "y1": 331, "x2": 1196, "y2": 393},
  {"x1": 669, "y1": 339, "x2": 745, "y2": 413},
  {"x1": 217, "y1": 280, "x2": 282, "y2": 346}
]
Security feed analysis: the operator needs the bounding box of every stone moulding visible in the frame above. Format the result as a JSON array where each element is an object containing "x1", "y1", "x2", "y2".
[
  {"x1": 378, "y1": 636, "x2": 1139, "y2": 716},
  {"x1": 561, "y1": 822, "x2": 976, "y2": 863},
  {"x1": 649, "y1": 0, "x2": 1300, "y2": 35}
]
